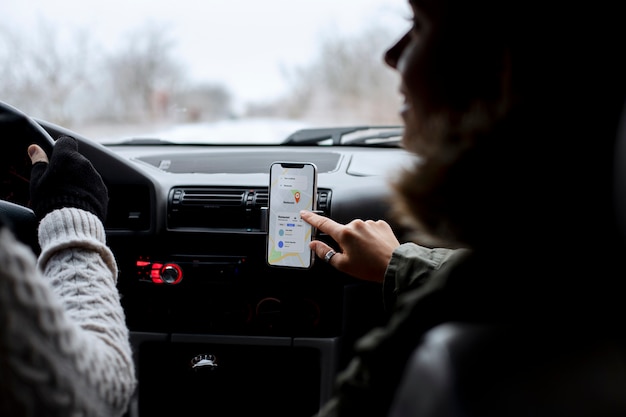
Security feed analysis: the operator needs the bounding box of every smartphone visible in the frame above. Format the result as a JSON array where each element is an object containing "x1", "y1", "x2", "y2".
[{"x1": 266, "y1": 161, "x2": 318, "y2": 269}]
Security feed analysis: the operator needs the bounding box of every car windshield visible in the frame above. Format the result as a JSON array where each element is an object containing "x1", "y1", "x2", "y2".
[{"x1": 0, "y1": 0, "x2": 410, "y2": 145}]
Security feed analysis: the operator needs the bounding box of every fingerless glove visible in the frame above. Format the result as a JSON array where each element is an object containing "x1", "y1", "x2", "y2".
[{"x1": 30, "y1": 136, "x2": 108, "y2": 222}]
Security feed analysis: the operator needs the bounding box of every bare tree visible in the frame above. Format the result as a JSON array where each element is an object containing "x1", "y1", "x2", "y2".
[
  {"x1": 1, "y1": 18, "x2": 400, "y2": 132},
  {"x1": 0, "y1": 20, "x2": 99, "y2": 126},
  {"x1": 0, "y1": 27, "x2": 21, "y2": 102},
  {"x1": 271, "y1": 26, "x2": 403, "y2": 125},
  {"x1": 98, "y1": 22, "x2": 186, "y2": 123}
]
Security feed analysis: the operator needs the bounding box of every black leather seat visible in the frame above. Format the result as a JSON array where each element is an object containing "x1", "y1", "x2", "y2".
[{"x1": 388, "y1": 323, "x2": 626, "y2": 417}]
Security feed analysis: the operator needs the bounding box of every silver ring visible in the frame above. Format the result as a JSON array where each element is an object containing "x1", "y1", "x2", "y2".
[{"x1": 324, "y1": 249, "x2": 337, "y2": 263}]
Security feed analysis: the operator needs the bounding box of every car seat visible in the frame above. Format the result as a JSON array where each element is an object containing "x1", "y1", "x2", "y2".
[
  {"x1": 388, "y1": 322, "x2": 626, "y2": 417},
  {"x1": 387, "y1": 100, "x2": 626, "y2": 417}
]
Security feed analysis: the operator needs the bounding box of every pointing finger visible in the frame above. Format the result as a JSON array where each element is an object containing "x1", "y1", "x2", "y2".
[{"x1": 300, "y1": 210, "x2": 343, "y2": 238}]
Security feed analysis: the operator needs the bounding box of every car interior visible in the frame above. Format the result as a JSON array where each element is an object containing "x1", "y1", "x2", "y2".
[
  {"x1": 1, "y1": 100, "x2": 418, "y2": 417},
  {"x1": 3, "y1": 75, "x2": 626, "y2": 417},
  {"x1": 4, "y1": 82, "x2": 626, "y2": 416},
  {"x1": 1, "y1": 7, "x2": 625, "y2": 408}
]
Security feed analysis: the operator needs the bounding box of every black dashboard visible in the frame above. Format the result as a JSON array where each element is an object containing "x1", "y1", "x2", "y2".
[{"x1": 34, "y1": 120, "x2": 418, "y2": 417}]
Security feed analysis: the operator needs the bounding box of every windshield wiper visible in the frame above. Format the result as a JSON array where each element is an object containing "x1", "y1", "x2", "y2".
[
  {"x1": 345, "y1": 129, "x2": 404, "y2": 146},
  {"x1": 281, "y1": 125, "x2": 403, "y2": 146}
]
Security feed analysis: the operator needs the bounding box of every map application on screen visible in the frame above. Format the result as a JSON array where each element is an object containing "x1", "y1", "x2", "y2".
[{"x1": 267, "y1": 162, "x2": 317, "y2": 268}]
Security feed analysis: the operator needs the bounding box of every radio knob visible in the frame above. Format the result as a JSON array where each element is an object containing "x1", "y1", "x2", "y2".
[{"x1": 160, "y1": 263, "x2": 183, "y2": 284}]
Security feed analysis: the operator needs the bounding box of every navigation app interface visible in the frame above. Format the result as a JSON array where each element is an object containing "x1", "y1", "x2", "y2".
[{"x1": 267, "y1": 162, "x2": 317, "y2": 268}]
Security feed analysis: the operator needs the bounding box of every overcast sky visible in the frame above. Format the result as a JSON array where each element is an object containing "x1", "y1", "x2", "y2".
[{"x1": 1, "y1": 0, "x2": 410, "y2": 105}]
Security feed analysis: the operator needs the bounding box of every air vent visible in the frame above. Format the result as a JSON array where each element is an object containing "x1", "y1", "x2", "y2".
[
  {"x1": 254, "y1": 191, "x2": 269, "y2": 208},
  {"x1": 173, "y1": 188, "x2": 246, "y2": 207},
  {"x1": 317, "y1": 190, "x2": 331, "y2": 212},
  {"x1": 169, "y1": 187, "x2": 263, "y2": 230},
  {"x1": 168, "y1": 187, "x2": 331, "y2": 231}
]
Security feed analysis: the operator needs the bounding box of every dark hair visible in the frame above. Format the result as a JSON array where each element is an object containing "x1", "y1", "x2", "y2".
[
  {"x1": 393, "y1": 1, "x2": 626, "y2": 253},
  {"x1": 391, "y1": 0, "x2": 626, "y2": 322}
]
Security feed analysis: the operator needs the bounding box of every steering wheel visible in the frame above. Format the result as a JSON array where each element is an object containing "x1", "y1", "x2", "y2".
[{"x1": 0, "y1": 100, "x2": 55, "y2": 253}]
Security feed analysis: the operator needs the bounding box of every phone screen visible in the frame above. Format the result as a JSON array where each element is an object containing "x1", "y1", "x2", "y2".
[{"x1": 266, "y1": 162, "x2": 318, "y2": 269}]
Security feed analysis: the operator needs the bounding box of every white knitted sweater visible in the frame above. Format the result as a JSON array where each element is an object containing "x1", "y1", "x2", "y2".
[{"x1": 0, "y1": 208, "x2": 137, "y2": 416}]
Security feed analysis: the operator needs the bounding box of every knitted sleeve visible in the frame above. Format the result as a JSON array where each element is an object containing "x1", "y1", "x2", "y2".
[{"x1": 0, "y1": 207, "x2": 136, "y2": 417}]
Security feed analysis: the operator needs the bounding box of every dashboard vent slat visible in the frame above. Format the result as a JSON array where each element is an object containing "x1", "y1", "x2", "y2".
[
  {"x1": 179, "y1": 190, "x2": 245, "y2": 206},
  {"x1": 254, "y1": 191, "x2": 269, "y2": 208}
]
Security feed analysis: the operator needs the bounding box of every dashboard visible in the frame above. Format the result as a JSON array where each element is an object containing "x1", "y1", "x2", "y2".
[{"x1": 16, "y1": 118, "x2": 419, "y2": 417}]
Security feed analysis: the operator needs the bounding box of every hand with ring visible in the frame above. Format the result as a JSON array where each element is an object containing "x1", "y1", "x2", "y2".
[
  {"x1": 324, "y1": 249, "x2": 337, "y2": 263},
  {"x1": 300, "y1": 210, "x2": 400, "y2": 283}
]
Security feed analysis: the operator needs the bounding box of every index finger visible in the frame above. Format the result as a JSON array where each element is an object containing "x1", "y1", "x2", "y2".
[{"x1": 300, "y1": 210, "x2": 343, "y2": 237}]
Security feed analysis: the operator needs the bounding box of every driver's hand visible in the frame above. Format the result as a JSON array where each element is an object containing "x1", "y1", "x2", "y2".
[
  {"x1": 300, "y1": 210, "x2": 400, "y2": 283},
  {"x1": 28, "y1": 136, "x2": 108, "y2": 222}
]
